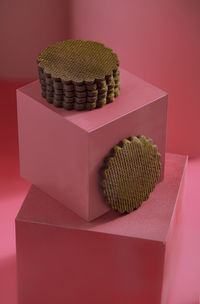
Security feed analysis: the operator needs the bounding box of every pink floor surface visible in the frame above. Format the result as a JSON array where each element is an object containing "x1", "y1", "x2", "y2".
[{"x1": 0, "y1": 83, "x2": 200, "y2": 303}]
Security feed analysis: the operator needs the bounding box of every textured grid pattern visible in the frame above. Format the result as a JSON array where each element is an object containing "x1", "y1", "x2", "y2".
[
  {"x1": 100, "y1": 136, "x2": 161, "y2": 214},
  {"x1": 37, "y1": 40, "x2": 120, "y2": 111}
]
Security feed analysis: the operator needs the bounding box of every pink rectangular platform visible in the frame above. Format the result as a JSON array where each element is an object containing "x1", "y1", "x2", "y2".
[
  {"x1": 16, "y1": 153, "x2": 187, "y2": 304},
  {"x1": 17, "y1": 68, "x2": 168, "y2": 221}
]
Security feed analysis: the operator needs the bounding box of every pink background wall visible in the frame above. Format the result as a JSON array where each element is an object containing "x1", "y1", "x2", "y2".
[
  {"x1": 1, "y1": 0, "x2": 200, "y2": 157},
  {"x1": 70, "y1": 0, "x2": 200, "y2": 158},
  {"x1": 0, "y1": 0, "x2": 72, "y2": 81}
]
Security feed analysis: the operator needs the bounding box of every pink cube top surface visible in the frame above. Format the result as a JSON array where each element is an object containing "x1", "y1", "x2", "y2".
[
  {"x1": 18, "y1": 68, "x2": 167, "y2": 132},
  {"x1": 17, "y1": 153, "x2": 187, "y2": 243}
]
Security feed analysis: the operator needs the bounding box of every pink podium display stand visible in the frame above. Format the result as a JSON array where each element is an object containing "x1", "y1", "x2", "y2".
[
  {"x1": 17, "y1": 69, "x2": 168, "y2": 221},
  {"x1": 16, "y1": 153, "x2": 187, "y2": 304}
]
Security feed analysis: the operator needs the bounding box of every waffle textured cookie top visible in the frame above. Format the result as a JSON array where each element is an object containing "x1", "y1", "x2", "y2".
[
  {"x1": 37, "y1": 40, "x2": 119, "y2": 82},
  {"x1": 100, "y1": 136, "x2": 161, "y2": 214}
]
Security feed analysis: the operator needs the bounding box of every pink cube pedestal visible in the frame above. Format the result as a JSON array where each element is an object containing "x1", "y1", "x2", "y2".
[
  {"x1": 16, "y1": 153, "x2": 187, "y2": 304},
  {"x1": 17, "y1": 69, "x2": 168, "y2": 221}
]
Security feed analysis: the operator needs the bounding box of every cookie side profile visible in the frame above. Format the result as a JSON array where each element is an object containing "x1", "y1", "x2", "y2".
[
  {"x1": 100, "y1": 136, "x2": 161, "y2": 214},
  {"x1": 37, "y1": 40, "x2": 120, "y2": 111}
]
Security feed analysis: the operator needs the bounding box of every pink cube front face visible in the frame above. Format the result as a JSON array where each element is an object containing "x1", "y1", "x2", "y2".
[
  {"x1": 16, "y1": 220, "x2": 164, "y2": 304},
  {"x1": 17, "y1": 94, "x2": 90, "y2": 220},
  {"x1": 17, "y1": 69, "x2": 168, "y2": 221},
  {"x1": 16, "y1": 154, "x2": 188, "y2": 304},
  {"x1": 88, "y1": 97, "x2": 167, "y2": 219}
]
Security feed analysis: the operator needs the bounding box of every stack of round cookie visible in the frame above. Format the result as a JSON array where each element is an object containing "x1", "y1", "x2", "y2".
[{"x1": 37, "y1": 40, "x2": 120, "y2": 111}]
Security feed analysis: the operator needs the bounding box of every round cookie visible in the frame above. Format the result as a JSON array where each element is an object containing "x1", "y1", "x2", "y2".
[
  {"x1": 97, "y1": 98, "x2": 106, "y2": 108},
  {"x1": 46, "y1": 78, "x2": 53, "y2": 85},
  {"x1": 86, "y1": 102, "x2": 96, "y2": 110},
  {"x1": 37, "y1": 40, "x2": 120, "y2": 111},
  {"x1": 75, "y1": 91, "x2": 87, "y2": 98},
  {"x1": 86, "y1": 83, "x2": 97, "y2": 90},
  {"x1": 87, "y1": 96, "x2": 97, "y2": 103},
  {"x1": 87, "y1": 90, "x2": 98, "y2": 97},
  {"x1": 63, "y1": 84, "x2": 74, "y2": 91},
  {"x1": 63, "y1": 101, "x2": 74, "y2": 110},
  {"x1": 74, "y1": 102, "x2": 86, "y2": 111},
  {"x1": 75, "y1": 85, "x2": 86, "y2": 92},
  {"x1": 54, "y1": 94, "x2": 64, "y2": 101},
  {"x1": 100, "y1": 136, "x2": 161, "y2": 214},
  {"x1": 53, "y1": 81, "x2": 63, "y2": 89},
  {"x1": 64, "y1": 96, "x2": 74, "y2": 103},
  {"x1": 75, "y1": 97, "x2": 87, "y2": 104},
  {"x1": 46, "y1": 96, "x2": 53, "y2": 104},
  {"x1": 41, "y1": 91, "x2": 46, "y2": 98},
  {"x1": 64, "y1": 91, "x2": 75, "y2": 97},
  {"x1": 53, "y1": 99, "x2": 63, "y2": 107},
  {"x1": 46, "y1": 85, "x2": 54, "y2": 92}
]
